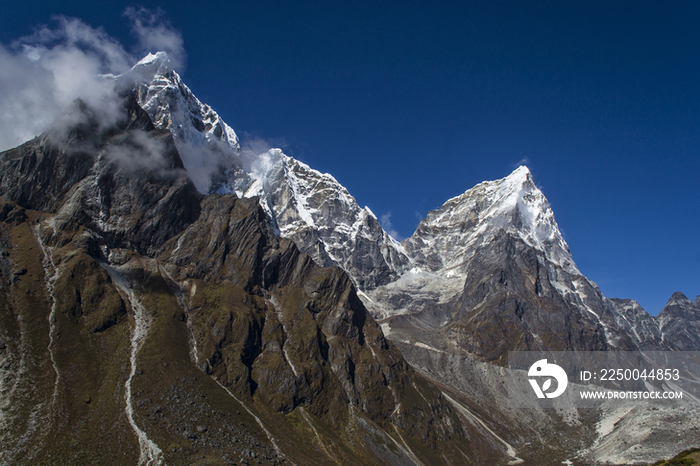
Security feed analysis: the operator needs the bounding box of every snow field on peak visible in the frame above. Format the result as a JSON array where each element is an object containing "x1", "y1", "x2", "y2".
[
  {"x1": 488, "y1": 169, "x2": 571, "y2": 264},
  {"x1": 243, "y1": 149, "x2": 356, "y2": 235},
  {"x1": 135, "y1": 51, "x2": 168, "y2": 66}
]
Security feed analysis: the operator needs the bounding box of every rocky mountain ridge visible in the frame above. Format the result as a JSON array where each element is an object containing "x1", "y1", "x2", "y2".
[
  {"x1": 118, "y1": 53, "x2": 697, "y2": 358},
  {"x1": 0, "y1": 90, "x2": 490, "y2": 465},
  {"x1": 115, "y1": 53, "x2": 700, "y2": 464},
  {"x1": 369, "y1": 166, "x2": 696, "y2": 362},
  {"x1": 120, "y1": 52, "x2": 412, "y2": 292},
  {"x1": 0, "y1": 51, "x2": 698, "y2": 465}
]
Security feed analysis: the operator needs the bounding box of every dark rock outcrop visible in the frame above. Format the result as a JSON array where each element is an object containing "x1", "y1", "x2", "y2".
[{"x1": 0, "y1": 95, "x2": 201, "y2": 256}]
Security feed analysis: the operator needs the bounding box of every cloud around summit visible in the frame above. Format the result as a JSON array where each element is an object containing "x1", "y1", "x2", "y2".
[
  {"x1": 124, "y1": 7, "x2": 186, "y2": 71},
  {"x1": 0, "y1": 8, "x2": 185, "y2": 152}
]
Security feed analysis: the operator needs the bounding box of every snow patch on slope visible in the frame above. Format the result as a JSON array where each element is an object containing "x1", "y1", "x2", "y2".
[{"x1": 100, "y1": 263, "x2": 164, "y2": 466}]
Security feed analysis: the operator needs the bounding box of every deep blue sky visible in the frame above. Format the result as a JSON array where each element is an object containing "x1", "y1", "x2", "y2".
[{"x1": 2, "y1": 1, "x2": 698, "y2": 314}]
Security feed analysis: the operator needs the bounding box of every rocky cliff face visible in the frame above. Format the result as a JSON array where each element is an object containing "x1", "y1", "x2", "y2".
[{"x1": 0, "y1": 95, "x2": 201, "y2": 257}]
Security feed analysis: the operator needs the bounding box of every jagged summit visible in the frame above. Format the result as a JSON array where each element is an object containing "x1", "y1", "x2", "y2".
[
  {"x1": 115, "y1": 52, "x2": 241, "y2": 194},
  {"x1": 239, "y1": 147, "x2": 412, "y2": 290},
  {"x1": 404, "y1": 165, "x2": 577, "y2": 276},
  {"x1": 129, "y1": 51, "x2": 170, "y2": 75},
  {"x1": 665, "y1": 291, "x2": 694, "y2": 306},
  {"x1": 492, "y1": 165, "x2": 577, "y2": 273}
]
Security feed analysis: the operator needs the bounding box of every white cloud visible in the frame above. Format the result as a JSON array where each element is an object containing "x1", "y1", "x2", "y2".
[
  {"x1": 239, "y1": 135, "x2": 288, "y2": 174},
  {"x1": 124, "y1": 7, "x2": 186, "y2": 71},
  {"x1": 173, "y1": 138, "x2": 232, "y2": 193},
  {"x1": 380, "y1": 212, "x2": 402, "y2": 240},
  {"x1": 0, "y1": 10, "x2": 185, "y2": 152},
  {"x1": 0, "y1": 20, "x2": 129, "y2": 151},
  {"x1": 241, "y1": 136, "x2": 275, "y2": 162},
  {"x1": 105, "y1": 129, "x2": 177, "y2": 174},
  {"x1": 0, "y1": 46, "x2": 63, "y2": 149},
  {"x1": 513, "y1": 157, "x2": 531, "y2": 169}
]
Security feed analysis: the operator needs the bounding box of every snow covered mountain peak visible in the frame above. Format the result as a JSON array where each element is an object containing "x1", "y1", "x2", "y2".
[
  {"x1": 491, "y1": 166, "x2": 575, "y2": 268},
  {"x1": 404, "y1": 165, "x2": 578, "y2": 275},
  {"x1": 240, "y1": 148, "x2": 411, "y2": 289},
  {"x1": 137, "y1": 51, "x2": 170, "y2": 66},
  {"x1": 448, "y1": 165, "x2": 543, "y2": 230},
  {"x1": 504, "y1": 163, "x2": 532, "y2": 182},
  {"x1": 107, "y1": 53, "x2": 411, "y2": 290},
  {"x1": 117, "y1": 52, "x2": 241, "y2": 194}
]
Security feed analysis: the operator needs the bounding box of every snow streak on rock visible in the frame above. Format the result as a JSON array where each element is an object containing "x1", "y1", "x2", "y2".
[
  {"x1": 100, "y1": 263, "x2": 164, "y2": 466},
  {"x1": 158, "y1": 264, "x2": 201, "y2": 367},
  {"x1": 34, "y1": 226, "x2": 61, "y2": 406},
  {"x1": 269, "y1": 296, "x2": 299, "y2": 378},
  {"x1": 441, "y1": 391, "x2": 523, "y2": 465},
  {"x1": 300, "y1": 407, "x2": 337, "y2": 464},
  {"x1": 213, "y1": 379, "x2": 291, "y2": 464},
  {"x1": 390, "y1": 424, "x2": 426, "y2": 466}
]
